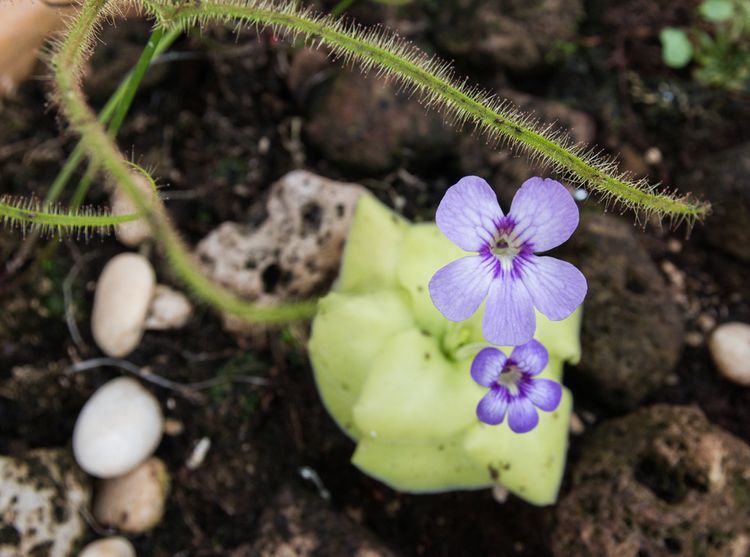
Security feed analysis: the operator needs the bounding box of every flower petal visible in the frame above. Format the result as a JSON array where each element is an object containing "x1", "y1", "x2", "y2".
[
  {"x1": 526, "y1": 379, "x2": 563, "y2": 412},
  {"x1": 523, "y1": 255, "x2": 587, "y2": 321},
  {"x1": 507, "y1": 398, "x2": 539, "y2": 433},
  {"x1": 471, "y1": 347, "x2": 507, "y2": 387},
  {"x1": 476, "y1": 388, "x2": 508, "y2": 425},
  {"x1": 436, "y1": 176, "x2": 504, "y2": 252},
  {"x1": 429, "y1": 256, "x2": 494, "y2": 321},
  {"x1": 509, "y1": 339, "x2": 549, "y2": 376},
  {"x1": 482, "y1": 274, "x2": 535, "y2": 346},
  {"x1": 508, "y1": 177, "x2": 579, "y2": 253}
]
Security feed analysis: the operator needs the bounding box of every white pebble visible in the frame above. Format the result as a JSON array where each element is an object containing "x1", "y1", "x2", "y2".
[
  {"x1": 111, "y1": 173, "x2": 154, "y2": 247},
  {"x1": 185, "y1": 437, "x2": 211, "y2": 470},
  {"x1": 144, "y1": 284, "x2": 193, "y2": 330},
  {"x1": 709, "y1": 322, "x2": 750, "y2": 386},
  {"x1": 93, "y1": 458, "x2": 169, "y2": 534},
  {"x1": 73, "y1": 377, "x2": 164, "y2": 478},
  {"x1": 569, "y1": 412, "x2": 585, "y2": 435},
  {"x1": 91, "y1": 253, "x2": 156, "y2": 357},
  {"x1": 79, "y1": 537, "x2": 136, "y2": 557}
]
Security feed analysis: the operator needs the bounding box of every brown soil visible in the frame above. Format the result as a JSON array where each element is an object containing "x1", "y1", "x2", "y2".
[{"x1": 1, "y1": 1, "x2": 749, "y2": 555}]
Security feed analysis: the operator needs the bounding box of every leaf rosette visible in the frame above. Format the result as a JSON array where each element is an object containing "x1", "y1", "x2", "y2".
[{"x1": 309, "y1": 195, "x2": 583, "y2": 505}]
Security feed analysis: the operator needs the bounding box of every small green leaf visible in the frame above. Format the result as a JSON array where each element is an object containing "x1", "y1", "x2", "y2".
[
  {"x1": 462, "y1": 385, "x2": 573, "y2": 505},
  {"x1": 309, "y1": 290, "x2": 414, "y2": 436},
  {"x1": 699, "y1": 0, "x2": 734, "y2": 22},
  {"x1": 352, "y1": 329, "x2": 482, "y2": 442},
  {"x1": 336, "y1": 194, "x2": 409, "y2": 293},
  {"x1": 660, "y1": 28, "x2": 694, "y2": 68},
  {"x1": 396, "y1": 223, "x2": 465, "y2": 337},
  {"x1": 352, "y1": 435, "x2": 489, "y2": 493}
]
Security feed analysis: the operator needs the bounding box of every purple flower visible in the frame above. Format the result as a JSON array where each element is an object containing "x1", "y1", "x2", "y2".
[
  {"x1": 429, "y1": 176, "x2": 587, "y2": 346},
  {"x1": 471, "y1": 340, "x2": 562, "y2": 433}
]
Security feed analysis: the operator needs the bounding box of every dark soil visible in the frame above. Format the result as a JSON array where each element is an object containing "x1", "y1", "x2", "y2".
[{"x1": 1, "y1": 0, "x2": 749, "y2": 555}]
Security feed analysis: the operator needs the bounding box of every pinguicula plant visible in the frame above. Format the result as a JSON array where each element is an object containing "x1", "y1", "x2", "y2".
[
  {"x1": 1, "y1": 0, "x2": 710, "y2": 504},
  {"x1": 309, "y1": 191, "x2": 582, "y2": 504}
]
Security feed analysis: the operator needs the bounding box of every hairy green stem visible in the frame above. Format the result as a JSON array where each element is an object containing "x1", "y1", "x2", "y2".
[
  {"x1": 147, "y1": 0, "x2": 708, "y2": 223},
  {"x1": 0, "y1": 197, "x2": 139, "y2": 230},
  {"x1": 51, "y1": 0, "x2": 316, "y2": 323},
  {"x1": 70, "y1": 27, "x2": 180, "y2": 209},
  {"x1": 47, "y1": 26, "x2": 181, "y2": 209},
  {"x1": 40, "y1": 0, "x2": 710, "y2": 326}
]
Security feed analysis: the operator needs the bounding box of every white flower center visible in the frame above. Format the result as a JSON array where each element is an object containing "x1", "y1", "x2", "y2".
[
  {"x1": 491, "y1": 234, "x2": 522, "y2": 272},
  {"x1": 496, "y1": 365, "x2": 523, "y2": 396}
]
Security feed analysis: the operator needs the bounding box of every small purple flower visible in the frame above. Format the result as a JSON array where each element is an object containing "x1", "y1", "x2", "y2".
[
  {"x1": 471, "y1": 340, "x2": 562, "y2": 433},
  {"x1": 429, "y1": 176, "x2": 587, "y2": 346}
]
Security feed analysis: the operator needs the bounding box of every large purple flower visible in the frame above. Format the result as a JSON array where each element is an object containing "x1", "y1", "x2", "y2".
[
  {"x1": 429, "y1": 176, "x2": 587, "y2": 346},
  {"x1": 471, "y1": 340, "x2": 562, "y2": 433}
]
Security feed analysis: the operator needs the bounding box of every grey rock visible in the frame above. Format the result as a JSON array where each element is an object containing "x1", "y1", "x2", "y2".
[
  {"x1": 429, "y1": 0, "x2": 583, "y2": 71},
  {"x1": 562, "y1": 213, "x2": 684, "y2": 410},
  {"x1": 304, "y1": 68, "x2": 457, "y2": 173},
  {"x1": 679, "y1": 143, "x2": 750, "y2": 262},
  {"x1": 241, "y1": 484, "x2": 400, "y2": 557}
]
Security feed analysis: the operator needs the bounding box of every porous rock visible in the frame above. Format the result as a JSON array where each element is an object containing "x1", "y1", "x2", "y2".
[
  {"x1": 73, "y1": 377, "x2": 164, "y2": 478},
  {"x1": 552, "y1": 405, "x2": 750, "y2": 557},
  {"x1": 245, "y1": 484, "x2": 400, "y2": 557},
  {"x1": 709, "y1": 322, "x2": 750, "y2": 386},
  {"x1": 144, "y1": 284, "x2": 193, "y2": 330},
  {"x1": 678, "y1": 143, "x2": 750, "y2": 262},
  {"x1": 303, "y1": 68, "x2": 456, "y2": 173},
  {"x1": 428, "y1": 0, "x2": 583, "y2": 71},
  {"x1": 0, "y1": 449, "x2": 91, "y2": 557},
  {"x1": 78, "y1": 537, "x2": 136, "y2": 557},
  {"x1": 560, "y1": 212, "x2": 684, "y2": 410},
  {"x1": 93, "y1": 457, "x2": 169, "y2": 534},
  {"x1": 91, "y1": 253, "x2": 156, "y2": 357},
  {"x1": 196, "y1": 170, "x2": 365, "y2": 335}
]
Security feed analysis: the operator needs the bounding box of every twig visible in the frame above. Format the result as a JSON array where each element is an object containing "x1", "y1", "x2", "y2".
[
  {"x1": 65, "y1": 357, "x2": 269, "y2": 402},
  {"x1": 63, "y1": 248, "x2": 102, "y2": 353}
]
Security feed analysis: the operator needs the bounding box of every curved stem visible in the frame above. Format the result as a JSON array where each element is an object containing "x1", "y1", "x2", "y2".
[
  {"x1": 48, "y1": 26, "x2": 181, "y2": 209},
  {"x1": 148, "y1": 0, "x2": 708, "y2": 223},
  {"x1": 51, "y1": 0, "x2": 316, "y2": 323}
]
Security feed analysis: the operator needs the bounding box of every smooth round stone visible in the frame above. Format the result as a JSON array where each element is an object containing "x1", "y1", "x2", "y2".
[
  {"x1": 73, "y1": 377, "x2": 164, "y2": 478},
  {"x1": 93, "y1": 457, "x2": 169, "y2": 534},
  {"x1": 91, "y1": 253, "x2": 156, "y2": 357},
  {"x1": 79, "y1": 537, "x2": 136, "y2": 557},
  {"x1": 144, "y1": 284, "x2": 192, "y2": 330},
  {"x1": 709, "y1": 322, "x2": 750, "y2": 386}
]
